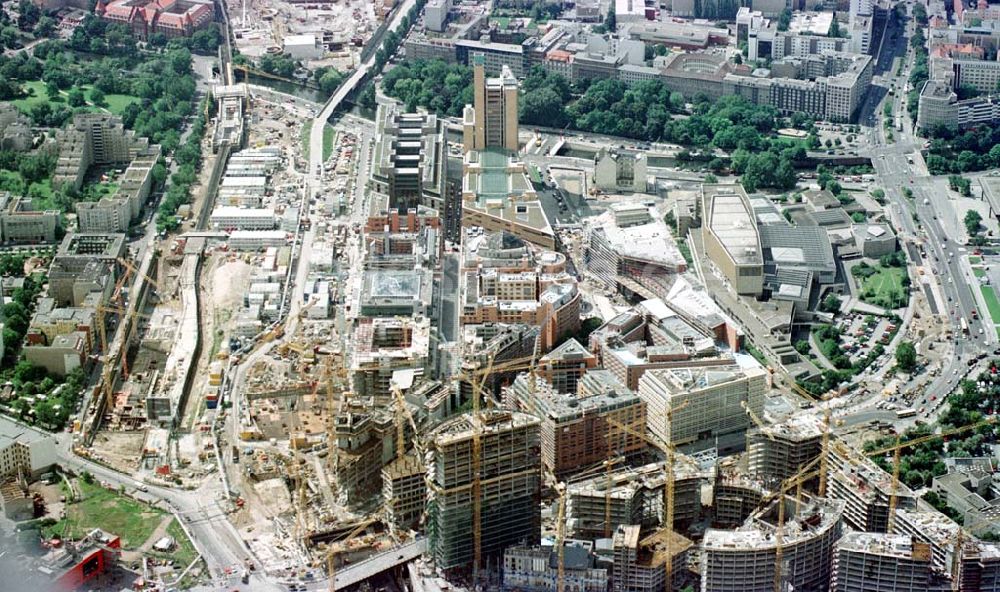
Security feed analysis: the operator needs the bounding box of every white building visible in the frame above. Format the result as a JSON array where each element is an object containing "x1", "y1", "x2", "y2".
[
  {"x1": 283, "y1": 34, "x2": 325, "y2": 60},
  {"x1": 0, "y1": 415, "x2": 57, "y2": 479},
  {"x1": 209, "y1": 206, "x2": 276, "y2": 231},
  {"x1": 228, "y1": 230, "x2": 288, "y2": 250}
]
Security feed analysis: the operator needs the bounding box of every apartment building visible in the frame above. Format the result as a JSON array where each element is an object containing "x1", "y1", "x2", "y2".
[
  {"x1": 0, "y1": 194, "x2": 59, "y2": 243},
  {"x1": 0, "y1": 415, "x2": 57, "y2": 479}
]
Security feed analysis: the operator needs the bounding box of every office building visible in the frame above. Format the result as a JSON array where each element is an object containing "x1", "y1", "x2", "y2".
[
  {"x1": 464, "y1": 54, "x2": 519, "y2": 153},
  {"x1": 585, "y1": 204, "x2": 687, "y2": 298},
  {"x1": 427, "y1": 410, "x2": 542, "y2": 569},
  {"x1": 351, "y1": 316, "x2": 432, "y2": 398},
  {"x1": 95, "y1": 0, "x2": 214, "y2": 40},
  {"x1": 827, "y1": 442, "x2": 918, "y2": 532},
  {"x1": 567, "y1": 459, "x2": 705, "y2": 538},
  {"x1": 371, "y1": 103, "x2": 449, "y2": 214},
  {"x1": 209, "y1": 207, "x2": 277, "y2": 231},
  {"x1": 747, "y1": 411, "x2": 825, "y2": 484},
  {"x1": 537, "y1": 338, "x2": 598, "y2": 394},
  {"x1": 637, "y1": 363, "x2": 768, "y2": 454}
]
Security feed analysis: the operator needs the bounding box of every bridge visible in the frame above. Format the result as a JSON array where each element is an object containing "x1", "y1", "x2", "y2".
[{"x1": 308, "y1": 0, "x2": 419, "y2": 175}]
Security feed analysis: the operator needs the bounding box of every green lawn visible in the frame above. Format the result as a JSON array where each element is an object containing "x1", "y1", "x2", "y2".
[
  {"x1": 322, "y1": 125, "x2": 336, "y2": 162},
  {"x1": 970, "y1": 256, "x2": 982, "y2": 265},
  {"x1": 980, "y1": 285, "x2": 1000, "y2": 326},
  {"x1": 42, "y1": 480, "x2": 165, "y2": 549},
  {"x1": 974, "y1": 267, "x2": 987, "y2": 279},
  {"x1": 11, "y1": 81, "x2": 53, "y2": 112},
  {"x1": 859, "y1": 266, "x2": 908, "y2": 309},
  {"x1": 147, "y1": 519, "x2": 199, "y2": 568},
  {"x1": 10, "y1": 81, "x2": 139, "y2": 117}
]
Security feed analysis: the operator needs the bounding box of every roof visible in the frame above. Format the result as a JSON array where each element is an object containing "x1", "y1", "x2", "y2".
[
  {"x1": 703, "y1": 185, "x2": 762, "y2": 266},
  {"x1": 0, "y1": 415, "x2": 51, "y2": 449}
]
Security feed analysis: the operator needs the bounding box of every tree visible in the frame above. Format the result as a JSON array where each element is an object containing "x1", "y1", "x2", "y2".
[
  {"x1": 965, "y1": 210, "x2": 983, "y2": 235},
  {"x1": 33, "y1": 15, "x2": 55, "y2": 38},
  {"x1": 67, "y1": 87, "x2": 86, "y2": 107},
  {"x1": 896, "y1": 341, "x2": 917, "y2": 372},
  {"x1": 703, "y1": 173, "x2": 718, "y2": 184},
  {"x1": 777, "y1": 8, "x2": 792, "y2": 31},
  {"x1": 89, "y1": 87, "x2": 106, "y2": 107},
  {"x1": 820, "y1": 293, "x2": 842, "y2": 314},
  {"x1": 521, "y1": 87, "x2": 568, "y2": 128}
]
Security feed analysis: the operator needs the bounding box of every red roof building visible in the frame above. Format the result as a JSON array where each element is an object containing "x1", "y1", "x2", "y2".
[{"x1": 95, "y1": 0, "x2": 214, "y2": 40}]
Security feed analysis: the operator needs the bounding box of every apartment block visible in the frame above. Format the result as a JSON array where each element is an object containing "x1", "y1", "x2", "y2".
[
  {"x1": 0, "y1": 415, "x2": 57, "y2": 479},
  {"x1": 53, "y1": 113, "x2": 158, "y2": 192},
  {"x1": 0, "y1": 194, "x2": 59, "y2": 243},
  {"x1": 427, "y1": 410, "x2": 541, "y2": 569}
]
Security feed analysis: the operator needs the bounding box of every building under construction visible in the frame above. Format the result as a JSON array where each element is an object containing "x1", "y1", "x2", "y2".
[
  {"x1": 711, "y1": 464, "x2": 769, "y2": 528},
  {"x1": 701, "y1": 496, "x2": 844, "y2": 592},
  {"x1": 827, "y1": 443, "x2": 917, "y2": 532},
  {"x1": 612, "y1": 525, "x2": 692, "y2": 592},
  {"x1": 831, "y1": 532, "x2": 940, "y2": 592},
  {"x1": 504, "y1": 369, "x2": 646, "y2": 480},
  {"x1": 427, "y1": 410, "x2": 541, "y2": 569},
  {"x1": 382, "y1": 454, "x2": 426, "y2": 531},
  {"x1": 566, "y1": 459, "x2": 705, "y2": 539},
  {"x1": 747, "y1": 411, "x2": 824, "y2": 484}
]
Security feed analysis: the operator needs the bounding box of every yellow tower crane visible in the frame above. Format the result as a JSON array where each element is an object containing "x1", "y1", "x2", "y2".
[
  {"x1": 608, "y1": 399, "x2": 689, "y2": 592},
  {"x1": 555, "y1": 482, "x2": 568, "y2": 592}
]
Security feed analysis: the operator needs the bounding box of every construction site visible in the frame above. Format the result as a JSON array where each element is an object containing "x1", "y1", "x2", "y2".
[{"x1": 226, "y1": 0, "x2": 384, "y2": 73}]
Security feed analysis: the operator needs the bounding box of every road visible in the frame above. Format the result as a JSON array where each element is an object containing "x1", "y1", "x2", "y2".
[
  {"x1": 308, "y1": 0, "x2": 419, "y2": 179},
  {"x1": 836, "y1": 1, "x2": 993, "y2": 429}
]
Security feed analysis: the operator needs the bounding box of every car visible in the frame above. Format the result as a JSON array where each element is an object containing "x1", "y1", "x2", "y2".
[{"x1": 930, "y1": 395, "x2": 937, "y2": 401}]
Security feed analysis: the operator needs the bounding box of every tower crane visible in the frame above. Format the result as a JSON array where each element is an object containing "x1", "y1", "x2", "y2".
[
  {"x1": 608, "y1": 399, "x2": 689, "y2": 592},
  {"x1": 555, "y1": 482, "x2": 568, "y2": 592}
]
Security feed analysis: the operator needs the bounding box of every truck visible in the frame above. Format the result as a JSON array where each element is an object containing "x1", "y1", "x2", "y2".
[{"x1": 961, "y1": 318, "x2": 970, "y2": 335}]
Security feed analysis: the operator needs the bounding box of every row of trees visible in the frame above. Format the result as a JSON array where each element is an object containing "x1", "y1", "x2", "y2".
[
  {"x1": 925, "y1": 123, "x2": 1000, "y2": 174},
  {"x1": 156, "y1": 97, "x2": 210, "y2": 233},
  {"x1": 1, "y1": 270, "x2": 43, "y2": 365}
]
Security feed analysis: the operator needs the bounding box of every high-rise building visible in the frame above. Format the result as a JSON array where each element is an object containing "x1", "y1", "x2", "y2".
[
  {"x1": 427, "y1": 410, "x2": 542, "y2": 569},
  {"x1": 464, "y1": 53, "x2": 520, "y2": 153},
  {"x1": 747, "y1": 411, "x2": 825, "y2": 484}
]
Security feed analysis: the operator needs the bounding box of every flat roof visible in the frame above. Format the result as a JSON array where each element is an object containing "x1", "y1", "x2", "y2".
[{"x1": 704, "y1": 186, "x2": 762, "y2": 266}]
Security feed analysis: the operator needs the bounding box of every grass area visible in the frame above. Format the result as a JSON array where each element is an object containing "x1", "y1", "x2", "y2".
[
  {"x1": 301, "y1": 123, "x2": 311, "y2": 162},
  {"x1": 100, "y1": 92, "x2": 141, "y2": 116},
  {"x1": 859, "y1": 266, "x2": 908, "y2": 309},
  {"x1": 322, "y1": 125, "x2": 336, "y2": 162},
  {"x1": 10, "y1": 81, "x2": 52, "y2": 112},
  {"x1": 528, "y1": 164, "x2": 543, "y2": 185},
  {"x1": 10, "y1": 81, "x2": 139, "y2": 117},
  {"x1": 0, "y1": 170, "x2": 56, "y2": 206},
  {"x1": 42, "y1": 480, "x2": 165, "y2": 549},
  {"x1": 974, "y1": 267, "x2": 987, "y2": 279},
  {"x1": 147, "y1": 519, "x2": 199, "y2": 568},
  {"x1": 677, "y1": 239, "x2": 694, "y2": 267},
  {"x1": 970, "y1": 256, "x2": 982, "y2": 265},
  {"x1": 980, "y1": 285, "x2": 1000, "y2": 326}
]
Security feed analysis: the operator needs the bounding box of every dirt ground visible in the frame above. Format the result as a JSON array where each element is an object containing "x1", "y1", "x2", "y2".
[{"x1": 91, "y1": 432, "x2": 147, "y2": 473}]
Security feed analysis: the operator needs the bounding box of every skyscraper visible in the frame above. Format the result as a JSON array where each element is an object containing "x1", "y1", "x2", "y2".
[{"x1": 463, "y1": 53, "x2": 520, "y2": 153}]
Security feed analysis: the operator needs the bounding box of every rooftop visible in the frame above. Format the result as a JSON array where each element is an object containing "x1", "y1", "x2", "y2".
[{"x1": 703, "y1": 185, "x2": 762, "y2": 266}]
